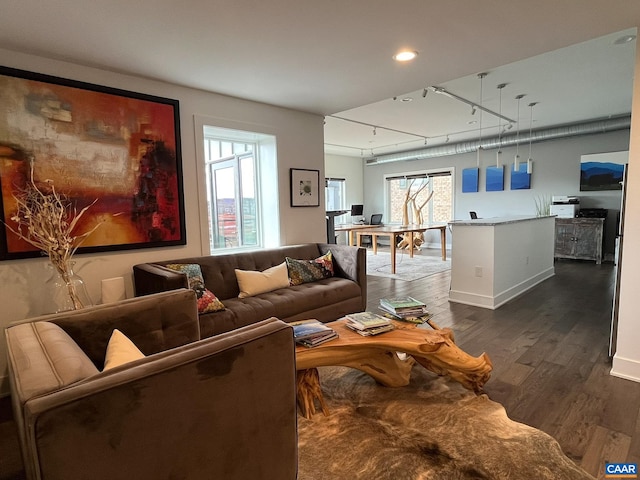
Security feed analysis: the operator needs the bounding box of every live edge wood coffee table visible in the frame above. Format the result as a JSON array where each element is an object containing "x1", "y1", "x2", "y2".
[{"x1": 295, "y1": 318, "x2": 493, "y2": 419}]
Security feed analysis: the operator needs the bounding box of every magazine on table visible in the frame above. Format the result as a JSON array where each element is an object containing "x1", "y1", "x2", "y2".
[
  {"x1": 296, "y1": 329, "x2": 339, "y2": 347},
  {"x1": 290, "y1": 319, "x2": 335, "y2": 340},
  {"x1": 379, "y1": 296, "x2": 427, "y2": 313},
  {"x1": 344, "y1": 311, "x2": 391, "y2": 330},
  {"x1": 344, "y1": 322, "x2": 395, "y2": 336}
]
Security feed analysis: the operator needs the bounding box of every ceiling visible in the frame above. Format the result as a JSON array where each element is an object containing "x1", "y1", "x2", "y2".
[{"x1": 1, "y1": 1, "x2": 640, "y2": 159}]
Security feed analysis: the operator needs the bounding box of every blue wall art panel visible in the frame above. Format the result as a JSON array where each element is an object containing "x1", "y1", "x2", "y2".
[
  {"x1": 486, "y1": 166, "x2": 504, "y2": 192},
  {"x1": 462, "y1": 167, "x2": 479, "y2": 193},
  {"x1": 510, "y1": 163, "x2": 531, "y2": 190}
]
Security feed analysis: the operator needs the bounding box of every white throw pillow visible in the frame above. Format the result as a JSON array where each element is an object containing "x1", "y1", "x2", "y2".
[
  {"x1": 235, "y1": 262, "x2": 290, "y2": 298},
  {"x1": 103, "y1": 329, "x2": 145, "y2": 371}
]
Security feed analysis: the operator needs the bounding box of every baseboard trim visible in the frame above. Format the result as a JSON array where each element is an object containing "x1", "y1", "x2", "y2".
[
  {"x1": 449, "y1": 267, "x2": 555, "y2": 310},
  {"x1": 611, "y1": 354, "x2": 640, "y2": 383}
]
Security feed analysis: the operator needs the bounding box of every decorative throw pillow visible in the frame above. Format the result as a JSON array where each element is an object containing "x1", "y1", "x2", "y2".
[
  {"x1": 286, "y1": 251, "x2": 334, "y2": 286},
  {"x1": 165, "y1": 263, "x2": 225, "y2": 314},
  {"x1": 235, "y1": 262, "x2": 290, "y2": 298},
  {"x1": 103, "y1": 329, "x2": 145, "y2": 371}
]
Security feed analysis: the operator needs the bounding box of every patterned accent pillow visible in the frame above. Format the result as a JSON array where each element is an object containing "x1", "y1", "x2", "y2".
[
  {"x1": 164, "y1": 263, "x2": 225, "y2": 314},
  {"x1": 286, "y1": 251, "x2": 334, "y2": 286}
]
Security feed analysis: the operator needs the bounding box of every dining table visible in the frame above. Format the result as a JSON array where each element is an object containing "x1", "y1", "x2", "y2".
[{"x1": 353, "y1": 224, "x2": 447, "y2": 274}]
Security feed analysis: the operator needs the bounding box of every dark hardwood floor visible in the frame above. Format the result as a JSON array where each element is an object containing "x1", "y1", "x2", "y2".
[
  {"x1": 366, "y1": 247, "x2": 636, "y2": 479},
  {"x1": 0, "y1": 247, "x2": 634, "y2": 479}
]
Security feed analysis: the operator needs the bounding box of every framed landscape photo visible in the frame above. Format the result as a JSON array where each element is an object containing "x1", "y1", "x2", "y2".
[
  {"x1": 290, "y1": 168, "x2": 320, "y2": 207},
  {"x1": 0, "y1": 66, "x2": 186, "y2": 260}
]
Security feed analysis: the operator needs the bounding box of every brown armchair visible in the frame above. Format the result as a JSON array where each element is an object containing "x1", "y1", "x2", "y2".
[{"x1": 5, "y1": 289, "x2": 298, "y2": 480}]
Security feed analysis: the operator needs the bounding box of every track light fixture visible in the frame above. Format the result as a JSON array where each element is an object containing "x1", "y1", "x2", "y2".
[{"x1": 430, "y1": 83, "x2": 515, "y2": 124}]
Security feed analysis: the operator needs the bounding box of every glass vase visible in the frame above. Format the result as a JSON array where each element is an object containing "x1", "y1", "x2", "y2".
[{"x1": 45, "y1": 263, "x2": 93, "y2": 313}]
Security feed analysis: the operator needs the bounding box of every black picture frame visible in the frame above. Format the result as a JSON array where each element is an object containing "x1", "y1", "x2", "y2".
[
  {"x1": 0, "y1": 66, "x2": 186, "y2": 260},
  {"x1": 290, "y1": 168, "x2": 320, "y2": 207}
]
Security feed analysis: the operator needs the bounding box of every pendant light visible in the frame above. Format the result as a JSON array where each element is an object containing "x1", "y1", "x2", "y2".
[
  {"x1": 496, "y1": 84, "x2": 506, "y2": 167},
  {"x1": 513, "y1": 94, "x2": 525, "y2": 170},
  {"x1": 527, "y1": 102, "x2": 538, "y2": 174},
  {"x1": 476, "y1": 73, "x2": 486, "y2": 167}
]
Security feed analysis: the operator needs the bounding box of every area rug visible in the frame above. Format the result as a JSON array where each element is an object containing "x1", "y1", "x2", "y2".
[
  {"x1": 366, "y1": 250, "x2": 451, "y2": 281},
  {"x1": 297, "y1": 367, "x2": 594, "y2": 480}
]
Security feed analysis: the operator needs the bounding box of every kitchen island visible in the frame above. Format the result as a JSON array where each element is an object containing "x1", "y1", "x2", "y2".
[{"x1": 448, "y1": 215, "x2": 555, "y2": 309}]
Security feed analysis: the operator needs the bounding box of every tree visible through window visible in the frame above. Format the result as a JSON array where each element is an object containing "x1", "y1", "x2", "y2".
[{"x1": 386, "y1": 171, "x2": 452, "y2": 224}]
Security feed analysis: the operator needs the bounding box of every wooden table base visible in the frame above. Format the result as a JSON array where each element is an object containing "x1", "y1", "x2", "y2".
[{"x1": 295, "y1": 319, "x2": 492, "y2": 418}]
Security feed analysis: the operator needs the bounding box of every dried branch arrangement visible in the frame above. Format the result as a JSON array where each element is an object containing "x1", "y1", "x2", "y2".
[{"x1": 4, "y1": 163, "x2": 100, "y2": 309}]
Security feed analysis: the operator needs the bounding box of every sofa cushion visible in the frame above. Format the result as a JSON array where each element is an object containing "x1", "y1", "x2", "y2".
[
  {"x1": 235, "y1": 262, "x2": 290, "y2": 298},
  {"x1": 286, "y1": 251, "x2": 334, "y2": 286},
  {"x1": 165, "y1": 263, "x2": 225, "y2": 313},
  {"x1": 103, "y1": 329, "x2": 146, "y2": 371}
]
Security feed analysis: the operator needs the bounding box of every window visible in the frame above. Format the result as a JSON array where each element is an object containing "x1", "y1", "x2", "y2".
[
  {"x1": 325, "y1": 178, "x2": 346, "y2": 211},
  {"x1": 386, "y1": 170, "x2": 452, "y2": 224},
  {"x1": 204, "y1": 138, "x2": 259, "y2": 249}
]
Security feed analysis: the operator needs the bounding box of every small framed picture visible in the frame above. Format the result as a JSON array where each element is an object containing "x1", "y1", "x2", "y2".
[{"x1": 290, "y1": 168, "x2": 320, "y2": 207}]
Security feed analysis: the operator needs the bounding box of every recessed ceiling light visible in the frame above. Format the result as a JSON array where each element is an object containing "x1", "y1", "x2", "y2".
[
  {"x1": 393, "y1": 50, "x2": 419, "y2": 62},
  {"x1": 401, "y1": 97, "x2": 413, "y2": 102},
  {"x1": 614, "y1": 34, "x2": 636, "y2": 45}
]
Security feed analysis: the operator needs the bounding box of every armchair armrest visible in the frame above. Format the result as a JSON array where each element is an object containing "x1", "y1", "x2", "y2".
[{"x1": 19, "y1": 318, "x2": 297, "y2": 480}]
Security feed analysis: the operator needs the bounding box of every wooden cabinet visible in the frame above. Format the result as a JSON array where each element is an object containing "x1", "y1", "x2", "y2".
[{"x1": 554, "y1": 218, "x2": 604, "y2": 264}]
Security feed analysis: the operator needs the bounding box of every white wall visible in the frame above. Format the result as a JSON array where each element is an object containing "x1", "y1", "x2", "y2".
[
  {"x1": 325, "y1": 153, "x2": 364, "y2": 242},
  {"x1": 325, "y1": 152, "x2": 364, "y2": 215},
  {"x1": 612, "y1": 39, "x2": 640, "y2": 382},
  {"x1": 0, "y1": 48, "x2": 326, "y2": 394},
  {"x1": 363, "y1": 129, "x2": 630, "y2": 253}
]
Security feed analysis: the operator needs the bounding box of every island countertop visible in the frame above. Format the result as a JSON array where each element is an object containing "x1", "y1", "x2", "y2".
[{"x1": 449, "y1": 215, "x2": 555, "y2": 227}]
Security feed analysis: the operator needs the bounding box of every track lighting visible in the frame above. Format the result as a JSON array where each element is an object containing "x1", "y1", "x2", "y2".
[
  {"x1": 430, "y1": 82, "x2": 515, "y2": 124},
  {"x1": 422, "y1": 88, "x2": 428, "y2": 98}
]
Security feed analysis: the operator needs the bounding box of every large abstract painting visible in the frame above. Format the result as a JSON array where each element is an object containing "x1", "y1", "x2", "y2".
[{"x1": 0, "y1": 66, "x2": 185, "y2": 260}]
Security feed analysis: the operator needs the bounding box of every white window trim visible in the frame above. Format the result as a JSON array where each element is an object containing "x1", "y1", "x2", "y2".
[{"x1": 194, "y1": 114, "x2": 280, "y2": 255}]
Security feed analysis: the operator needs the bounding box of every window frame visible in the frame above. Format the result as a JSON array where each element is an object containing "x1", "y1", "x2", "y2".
[
  {"x1": 384, "y1": 167, "x2": 454, "y2": 225},
  {"x1": 194, "y1": 116, "x2": 280, "y2": 254}
]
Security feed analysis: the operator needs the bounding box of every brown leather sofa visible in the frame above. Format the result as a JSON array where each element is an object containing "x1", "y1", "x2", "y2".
[
  {"x1": 5, "y1": 289, "x2": 298, "y2": 480},
  {"x1": 133, "y1": 243, "x2": 367, "y2": 338}
]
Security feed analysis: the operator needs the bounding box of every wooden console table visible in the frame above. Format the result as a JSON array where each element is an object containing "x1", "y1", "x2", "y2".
[{"x1": 295, "y1": 318, "x2": 492, "y2": 418}]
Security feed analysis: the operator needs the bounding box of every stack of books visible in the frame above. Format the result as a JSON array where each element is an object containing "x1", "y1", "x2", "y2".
[
  {"x1": 378, "y1": 296, "x2": 432, "y2": 324},
  {"x1": 291, "y1": 319, "x2": 338, "y2": 347},
  {"x1": 344, "y1": 311, "x2": 394, "y2": 336}
]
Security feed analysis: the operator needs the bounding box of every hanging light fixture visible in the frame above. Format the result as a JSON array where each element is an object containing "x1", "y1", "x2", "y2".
[
  {"x1": 476, "y1": 73, "x2": 487, "y2": 167},
  {"x1": 527, "y1": 102, "x2": 538, "y2": 174},
  {"x1": 496, "y1": 83, "x2": 507, "y2": 167},
  {"x1": 513, "y1": 94, "x2": 525, "y2": 171}
]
